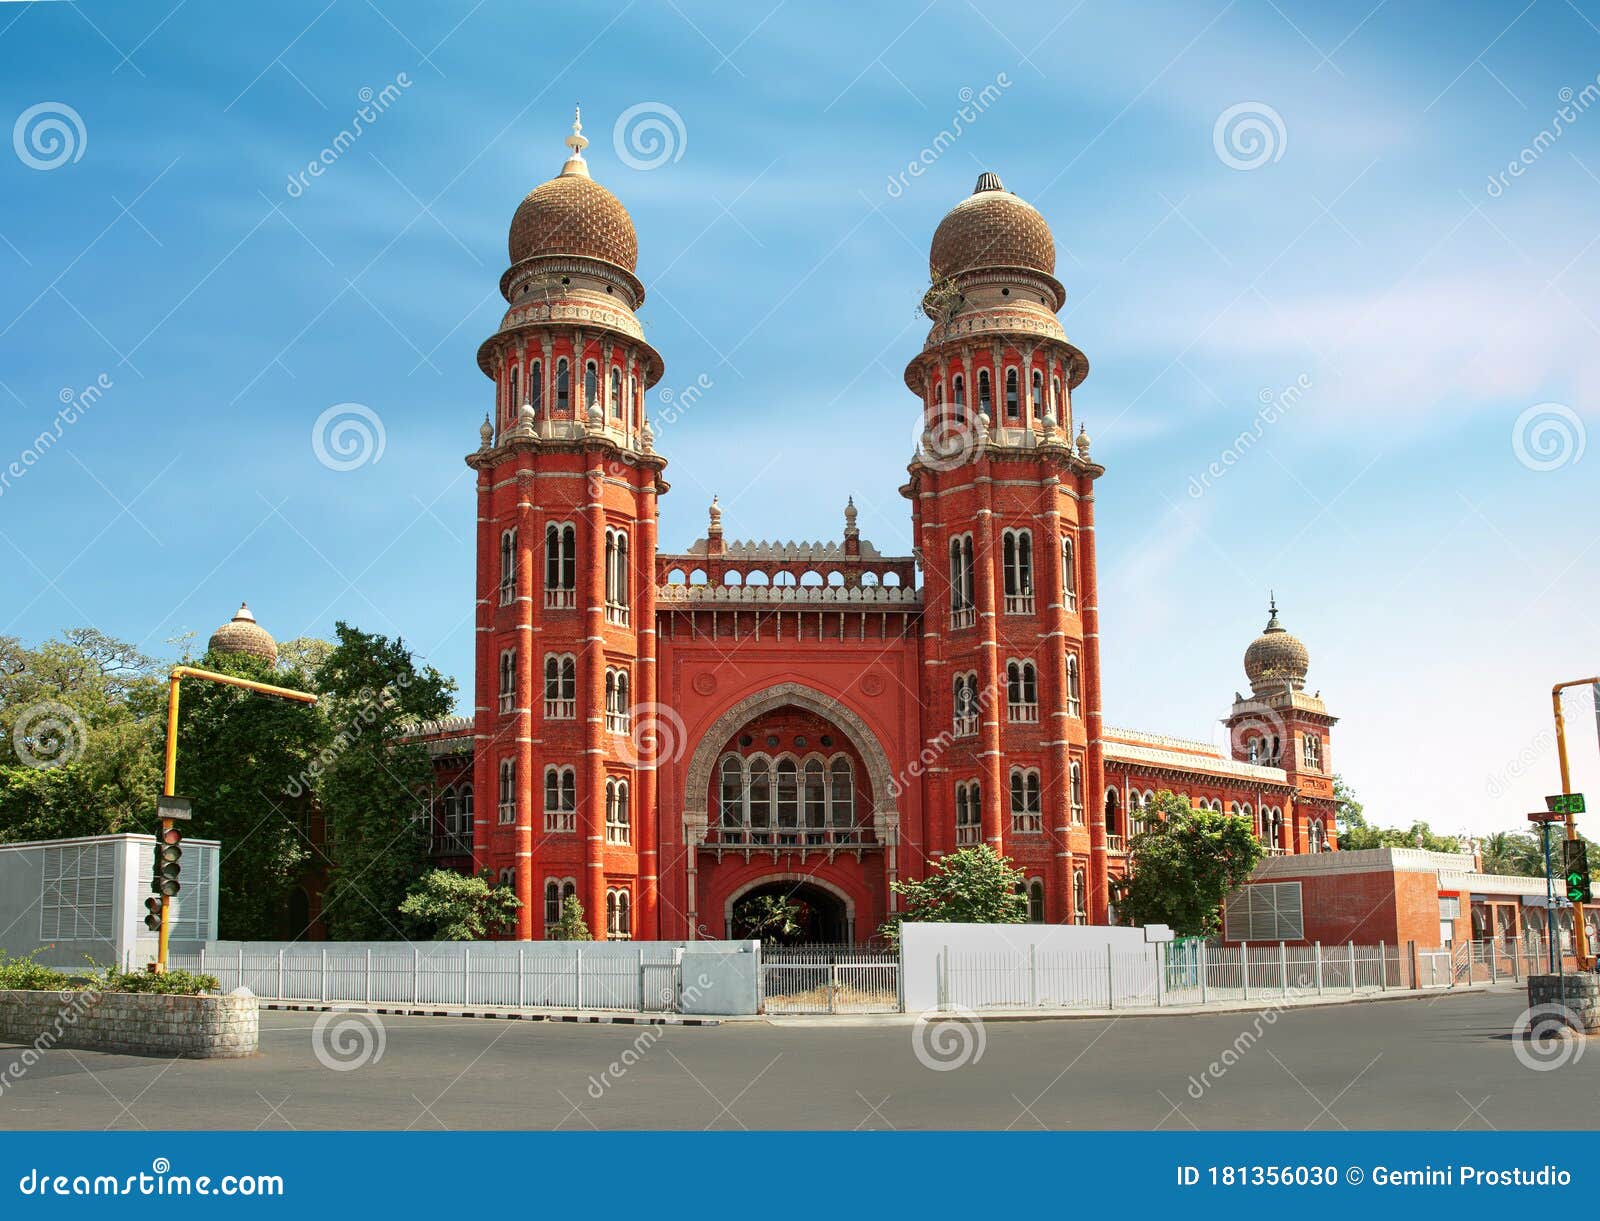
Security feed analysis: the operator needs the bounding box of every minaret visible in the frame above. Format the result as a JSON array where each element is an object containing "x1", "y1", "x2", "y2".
[
  {"x1": 467, "y1": 111, "x2": 668, "y2": 939},
  {"x1": 901, "y1": 172, "x2": 1105, "y2": 923}
]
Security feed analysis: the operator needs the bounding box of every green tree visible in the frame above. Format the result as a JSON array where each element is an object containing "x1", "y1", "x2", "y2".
[
  {"x1": 175, "y1": 646, "x2": 324, "y2": 940},
  {"x1": 1115, "y1": 791, "x2": 1263, "y2": 937},
  {"x1": 882, "y1": 845, "x2": 1028, "y2": 942},
  {"x1": 399, "y1": 869, "x2": 521, "y2": 940},
  {"x1": 733, "y1": 894, "x2": 803, "y2": 945},
  {"x1": 314, "y1": 622, "x2": 453, "y2": 941},
  {"x1": 1480, "y1": 831, "x2": 1541, "y2": 877},
  {"x1": 550, "y1": 895, "x2": 592, "y2": 941}
]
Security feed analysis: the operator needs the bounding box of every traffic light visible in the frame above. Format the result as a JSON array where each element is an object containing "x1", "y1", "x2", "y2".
[
  {"x1": 156, "y1": 825, "x2": 182, "y2": 897},
  {"x1": 143, "y1": 896, "x2": 162, "y2": 932},
  {"x1": 1563, "y1": 839, "x2": 1592, "y2": 904}
]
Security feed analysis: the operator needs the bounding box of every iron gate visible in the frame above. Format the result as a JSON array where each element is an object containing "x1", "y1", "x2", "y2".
[{"x1": 761, "y1": 945, "x2": 900, "y2": 1014}]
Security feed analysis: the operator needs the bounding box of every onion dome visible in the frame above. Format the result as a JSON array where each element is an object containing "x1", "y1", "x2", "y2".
[
  {"x1": 929, "y1": 172, "x2": 1056, "y2": 281},
  {"x1": 1243, "y1": 595, "x2": 1309, "y2": 694},
  {"x1": 508, "y1": 108, "x2": 638, "y2": 271},
  {"x1": 208, "y1": 602, "x2": 278, "y2": 665}
]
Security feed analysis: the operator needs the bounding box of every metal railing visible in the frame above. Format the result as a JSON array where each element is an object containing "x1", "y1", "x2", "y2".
[{"x1": 762, "y1": 946, "x2": 900, "y2": 1014}]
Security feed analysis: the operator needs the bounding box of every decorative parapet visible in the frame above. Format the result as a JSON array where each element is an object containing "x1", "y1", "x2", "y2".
[
  {"x1": 1103, "y1": 739, "x2": 1289, "y2": 784},
  {"x1": 655, "y1": 584, "x2": 922, "y2": 607},
  {"x1": 676, "y1": 537, "x2": 894, "y2": 562}
]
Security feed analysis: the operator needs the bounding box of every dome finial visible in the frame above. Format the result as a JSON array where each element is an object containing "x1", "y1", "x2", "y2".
[
  {"x1": 561, "y1": 103, "x2": 590, "y2": 178},
  {"x1": 1265, "y1": 591, "x2": 1281, "y2": 631}
]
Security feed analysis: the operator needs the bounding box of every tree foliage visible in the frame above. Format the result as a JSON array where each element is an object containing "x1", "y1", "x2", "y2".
[
  {"x1": 399, "y1": 869, "x2": 521, "y2": 940},
  {"x1": 1115, "y1": 791, "x2": 1263, "y2": 938},
  {"x1": 733, "y1": 894, "x2": 803, "y2": 945},
  {"x1": 882, "y1": 845, "x2": 1028, "y2": 942},
  {"x1": 313, "y1": 622, "x2": 453, "y2": 941},
  {"x1": 550, "y1": 895, "x2": 592, "y2": 941}
]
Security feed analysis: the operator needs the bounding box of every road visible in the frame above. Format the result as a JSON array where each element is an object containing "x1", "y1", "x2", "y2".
[{"x1": 0, "y1": 989, "x2": 1589, "y2": 1130}]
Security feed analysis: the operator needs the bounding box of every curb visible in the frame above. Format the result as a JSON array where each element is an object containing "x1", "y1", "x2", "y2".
[{"x1": 259, "y1": 1002, "x2": 721, "y2": 1027}]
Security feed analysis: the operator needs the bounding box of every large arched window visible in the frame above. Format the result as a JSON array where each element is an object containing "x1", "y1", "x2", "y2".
[
  {"x1": 829, "y1": 757, "x2": 854, "y2": 827},
  {"x1": 1006, "y1": 660, "x2": 1038, "y2": 722},
  {"x1": 1061, "y1": 534, "x2": 1077, "y2": 612},
  {"x1": 717, "y1": 752, "x2": 858, "y2": 845},
  {"x1": 1066, "y1": 653, "x2": 1081, "y2": 717},
  {"x1": 545, "y1": 523, "x2": 577, "y2": 609},
  {"x1": 499, "y1": 529, "x2": 517, "y2": 604},
  {"x1": 544, "y1": 653, "x2": 576, "y2": 718},
  {"x1": 1002, "y1": 528, "x2": 1033, "y2": 613},
  {"x1": 719, "y1": 756, "x2": 743, "y2": 828},
  {"x1": 1004, "y1": 367, "x2": 1019, "y2": 419},
  {"x1": 776, "y1": 757, "x2": 799, "y2": 833},
  {"x1": 555, "y1": 357, "x2": 570, "y2": 412},
  {"x1": 498, "y1": 758, "x2": 516, "y2": 824},
  {"x1": 803, "y1": 758, "x2": 827, "y2": 833},
  {"x1": 747, "y1": 757, "x2": 772, "y2": 831},
  {"x1": 1010, "y1": 767, "x2": 1042, "y2": 833},
  {"x1": 543, "y1": 765, "x2": 576, "y2": 832},
  {"x1": 498, "y1": 649, "x2": 516, "y2": 714},
  {"x1": 955, "y1": 779, "x2": 982, "y2": 846}
]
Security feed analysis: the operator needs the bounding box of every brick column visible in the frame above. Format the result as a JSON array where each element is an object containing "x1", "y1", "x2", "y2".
[
  {"x1": 1041, "y1": 475, "x2": 1072, "y2": 923},
  {"x1": 514, "y1": 471, "x2": 536, "y2": 939},
  {"x1": 471, "y1": 468, "x2": 495, "y2": 874},
  {"x1": 636, "y1": 472, "x2": 660, "y2": 938},
  {"x1": 582, "y1": 453, "x2": 607, "y2": 938},
  {"x1": 975, "y1": 468, "x2": 1005, "y2": 850},
  {"x1": 1079, "y1": 475, "x2": 1108, "y2": 922}
]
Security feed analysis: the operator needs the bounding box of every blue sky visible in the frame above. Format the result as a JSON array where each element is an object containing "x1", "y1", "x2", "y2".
[{"x1": 1, "y1": 0, "x2": 1597, "y2": 836}]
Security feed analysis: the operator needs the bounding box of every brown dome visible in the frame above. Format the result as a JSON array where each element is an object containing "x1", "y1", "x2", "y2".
[
  {"x1": 929, "y1": 172, "x2": 1055, "y2": 281},
  {"x1": 508, "y1": 171, "x2": 637, "y2": 271},
  {"x1": 1244, "y1": 599, "x2": 1309, "y2": 694},
  {"x1": 208, "y1": 602, "x2": 278, "y2": 665}
]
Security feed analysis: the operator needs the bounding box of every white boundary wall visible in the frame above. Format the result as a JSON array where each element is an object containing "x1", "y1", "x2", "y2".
[{"x1": 900, "y1": 922, "x2": 1158, "y2": 1012}]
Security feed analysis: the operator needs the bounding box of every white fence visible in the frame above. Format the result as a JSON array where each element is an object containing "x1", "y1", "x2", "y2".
[
  {"x1": 760, "y1": 945, "x2": 900, "y2": 1014},
  {"x1": 172, "y1": 941, "x2": 711, "y2": 1013}
]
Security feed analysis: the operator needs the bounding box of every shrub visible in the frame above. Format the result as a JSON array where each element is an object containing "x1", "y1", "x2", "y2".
[
  {"x1": 99, "y1": 969, "x2": 220, "y2": 995},
  {"x1": 0, "y1": 949, "x2": 78, "y2": 991}
]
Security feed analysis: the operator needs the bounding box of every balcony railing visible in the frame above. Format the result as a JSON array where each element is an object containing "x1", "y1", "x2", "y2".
[
  {"x1": 1105, "y1": 833, "x2": 1125, "y2": 853},
  {"x1": 707, "y1": 824, "x2": 872, "y2": 848},
  {"x1": 430, "y1": 833, "x2": 473, "y2": 857},
  {"x1": 544, "y1": 697, "x2": 576, "y2": 720},
  {"x1": 1003, "y1": 593, "x2": 1035, "y2": 615},
  {"x1": 544, "y1": 810, "x2": 576, "y2": 833},
  {"x1": 605, "y1": 711, "x2": 631, "y2": 733},
  {"x1": 1008, "y1": 702, "x2": 1039, "y2": 724},
  {"x1": 1011, "y1": 813, "x2": 1043, "y2": 834},
  {"x1": 545, "y1": 588, "x2": 576, "y2": 610},
  {"x1": 953, "y1": 714, "x2": 978, "y2": 738},
  {"x1": 605, "y1": 603, "x2": 630, "y2": 626},
  {"x1": 955, "y1": 823, "x2": 982, "y2": 847},
  {"x1": 950, "y1": 606, "x2": 975, "y2": 629}
]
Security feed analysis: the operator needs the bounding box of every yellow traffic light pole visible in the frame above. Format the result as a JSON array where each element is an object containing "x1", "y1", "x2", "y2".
[
  {"x1": 156, "y1": 665, "x2": 318, "y2": 972},
  {"x1": 1552, "y1": 675, "x2": 1600, "y2": 972}
]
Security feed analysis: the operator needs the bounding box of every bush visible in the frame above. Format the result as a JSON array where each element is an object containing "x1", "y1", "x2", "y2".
[
  {"x1": 0, "y1": 949, "x2": 79, "y2": 991},
  {"x1": 0, "y1": 950, "x2": 219, "y2": 995},
  {"x1": 98, "y1": 969, "x2": 220, "y2": 995}
]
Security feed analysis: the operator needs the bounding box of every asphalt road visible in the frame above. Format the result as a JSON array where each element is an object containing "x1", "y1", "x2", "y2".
[{"x1": 0, "y1": 989, "x2": 1589, "y2": 1130}]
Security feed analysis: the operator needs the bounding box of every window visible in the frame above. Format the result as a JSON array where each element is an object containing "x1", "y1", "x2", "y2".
[
  {"x1": 1263, "y1": 807, "x2": 1284, "y2": 850},
  {"x1": 1004, "y1": 368, "x2": 1019, "y2": 419},
  {"x1": 544, "y1": 876, "x2": 577, "y2": 935},
  {"x1": 1066, "y1": 653, "x2": 1081, "y2": 717},
  {"x1": 955, "y1": 779, "x2": 983, "y2": 846},
  {"x1": 1061, "y1": 534, "x2": 1077, "y2": 611},
  {"x1": 1027, "y1": 878, "x2": 1045, "y2": 923},
  {"x1": 604, "y1": 528, "x2": 630, "y2": 624},
  {"x1": 1002, "y1": 528, "x2": 1033, "y2": 613},
  {"x1": 529, "y1": 359, "x2": 542, "y2": 413},
  {"x1": 498, "y1": 758, "x2": 517, "y2": 824},
  {"x1": 1051, "y1": 375, "x2": 1062, "y2": 418},
  {"x1": 1073, "y1": 868, "x2": 1087, "y2": 924},
  {"x1": 1069, "y1": 760, "x2": 1084, "y2": 824},
  {"x1": 1031, "y1": 369, "x2": 1044, "y2": 416},
  {"x1": 1009, "y1": 768, "x2": 1042, "y2": 834},
  {"x1": 606, "y1": 887, "x2": 633, "y2": 940},
  {"x1": 1309, "y1": 818, "x2": 1327, "y2": 853},
  {"x1": 1006, "y1": 660, "x2": 1038, "y2": 723},
  {"x1": 544, "y1": 523, "x2": 577, "y2": 609},
  {"x1": 555, "y1": 358, "x2": 570, "y2": 412},
  {"x1": 39, "y1": 842, "x2": 117, "y2": 941},
  {"x1": 952, "y1": 373, "x2": 965, "y2": 410},
  {"x1": 544, "y1": 653, "x2": 576, "y2": 718},
  {"x1": 584, "y1": 360, "x2": 598, "y2": 411},
  {"x1": 508, "y1": 367, "x2": 519, "y2": 417},
  {"x1": 977, "y1": 368, "x2": 992, "y2": 415},
  {"x1": 605, "y1": 667, "x2": 631, "y2": 733},
  {"x1": 948, "y1": 534, "x2": 975, "y2": 628},
  {"x1": 1129, "y1": 789, "x2": 1154, "y2": 837},
  {"x1": 498, "y1": 649, "x2": 516, "y2": 715},
  {"x1": 1223, "y1": 882, "x2": 1304, "y2": 942},
  {"x1": 952, "y1": 671, "x2": 979, "y2": 737},
  {"x1": 543, "y1": 765, "x2": 576, "y2": 833},
  {"x1": 605, "y1": 778, "x2": 630, "y2": 845},
  {"x1": 610, "y1": 367, "x2": 622, "y2": 418},
  {"x1": 830, "y1": 757, "x2": 854, "y2": 827},
  {"x1": 717, "y1": 752, "x2": 860, "y2": 844},
  {"x1": 499, "y1": 529, "x2": 517, "y2": 605},
  {"x1": 1303, "y1": 733, "x2": 1322, "y2": 771},
  {"x1": 1439, "y1": 895, "x2": 1461, "y2": 921}
]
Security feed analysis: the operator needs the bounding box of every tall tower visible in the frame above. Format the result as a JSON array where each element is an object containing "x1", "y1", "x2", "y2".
[
  {"x1": 467, "y1": 110, "x2": 667, "y2": 940},
  {"x1": 901, "y1": 172, "x2": 1107, "y2": 922},
  {"x1": 1225, "y1": 599, "x2": 1339, "y2": 853}
]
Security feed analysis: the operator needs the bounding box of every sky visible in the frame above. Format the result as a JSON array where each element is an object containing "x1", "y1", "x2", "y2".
[{"x1": 1, "y1": 0, "x2": 1597, "y2": 838}]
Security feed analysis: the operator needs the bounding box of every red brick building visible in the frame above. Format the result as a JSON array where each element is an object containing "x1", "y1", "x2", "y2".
[{"x1": 425, "y1": 112, "x2": 1344, "y2": 942}]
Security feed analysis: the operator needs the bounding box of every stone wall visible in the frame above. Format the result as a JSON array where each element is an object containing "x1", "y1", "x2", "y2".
[
  {"x1": 1528, "y1": 973, "x2": 1600, "y2": 1032},
  {"x1": 0, "y1": 988, "x2": 257, "y2": 1059}
]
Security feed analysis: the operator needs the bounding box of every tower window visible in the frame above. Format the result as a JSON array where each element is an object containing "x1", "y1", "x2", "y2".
[
  {"x1": 1031, "y1": 369, "x2": 1044, "y2": 416},
  {"x1": 545, "y1": 523, "x2": 577, "y2": 609},
  {"x1": 497, "y1": 758, "x2": 517, "y2": 825},
  {"x1": 1073, "y1": 867, "x2": 1087, "y2": 923},
  {"x1": 952, "y1": 374, "x2": 965, "y2": 413},
  {"x1": 544, "y1": 653, "x2": 577, "y2": 719},
  {"x1": 1069, "y1": 760, "x2": 1084, "y2": 825},
  {"x1": 1303, "y1": 733, "x2": 1322, "y2": 771},
  {"x1": 1066, "y1": 652, "x2": 1081, "y2": 718},
  {"x1": 1009, "y1": 767, "x2": 1042, "y2": 834},
  {"x1": 605, "y1": 778, "x2": 631, "y2": 845},
  {"x1": 556, "y1": 358, "x2": 570, "y2": 412},
  {"x1": 543, "y1": 765, "x2": 577, "y2": 833},
  {"x1": 604, "y1": 528, "x2": 630, "y2": 625},
  {"x1": 715, "y1": 752, "x2": 859, "y2": 846},
  {"x1": 499, "y1": 649, "x2": 516, "y2": 715},
  {"x1": 1002, "y1": 528, "x2": 1033, "y2": 613},
  {"x1": 948, "y1": 534, "x2": 975, "y2": 628},
  {"x1": 1006, "y1": 660, "x2": 1038, "y2": 723},
  {"x1": 1061, "y1": 534, "x2": 1077, "y2": 612},
  {"x1": 604, "y1": 667, "x2": 632, "y2": 733},
  {"x1": 508, "y1": 367, "x2": 519, "y2": 418},
  {"x1": 1027, "y1": 878, "x2": 1045, "y2": 923},
  {"x1": 530, "y1": 359, "x2": 543, "y2": 413},
  {"x1": 499, "y1": 529, "x2": 517, "y2": 605},
  {"x1": 1004, "y1": 368, "x2": 1019, "y2": 419},
  {"x1": 977, "y1": 369, "x2": 992, "y2": 415},
  {"x1": 610, "y1": 367, "x2": 622, "y2": 418},
  {"x1": 952, "y1": 671, "x2": 979, "y2": 737},
  {"x1": 955, "y1": 779, "x2": 982, "y2": 846},
  {"x1": 585, "y1": 361, "x2": 598, "y2": 411}
]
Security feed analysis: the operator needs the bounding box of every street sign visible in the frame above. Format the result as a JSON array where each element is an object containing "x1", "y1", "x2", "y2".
[
  {"x1": 1546, "y1": 793, "x2": 1586, "y2": 815},
  {"x1": 157, "y1": 795, "x2": 193, "y2": 821},
  {"x1": 1528, "y1": 810, "x2": 1566, "y2": 824}
]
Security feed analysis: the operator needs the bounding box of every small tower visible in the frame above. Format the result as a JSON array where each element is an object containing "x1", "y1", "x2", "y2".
[
  {"x1": 207, "y1": 602, "x2": 278, "y2": 665},
  {"x1": 1226, "y1": 597, "x2": 1339, "y2": 852},
  {"x1": 467, "y1": 110, "x2": 668, "y2": 940}
]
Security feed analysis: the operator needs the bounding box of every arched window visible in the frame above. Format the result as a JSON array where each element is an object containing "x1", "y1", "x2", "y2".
[
  {"x1": 605, "y1": 528, "x2": 630, "y2": 624},
  {"x1": 1303, "y1": 733, "x2": 1323, "y2": 770},
  {"x1": 604, "y1": 667, "x2": 632, "y2": 733},
  {"x1": 1007, "y1": 660, "x2": 1038, "y2": 722},
  {"x1": 1309, "y1": 818, "x2": 1326, "y2": 853},
  {"x1": 605, "y1": 778, "x2": 630, "y2": 844},
  {"x1": 977, "y1": 368, "x2": 992, "y2": 415},
  {"x1": 830, "y1": 757, "x2": 854, "y2": 829},
  {"x1": 606, "y1": 887, "x2": 632, "y2": 940},
  {"x1": 545, "y1": 523, "x2": 577, "y2": 609},
  {"x1": 952, "y1": 373, "x2": 965, "y2": 409},
  {"x1": 953, "y1": 671, "x2": 979, "y2": 736},
  {"x1": 1073, "y1": 868, "x2": 1088, "y2": 923},
  {"x1": 508, "y1": 367, "x2": 519, "y2": 419},
  {"x1": 803, "y1": 759, "x2": 827, "y2": 833},
  {"x1": 499, "y1": 649, "x2": 516, "y2": 714},
  {"x1": 543, "y1": 765, "x2": 576, "y2": 832},
  {"x1": 776, "y1": 757, "x2": 799, "y2": 833},
  {"x1": 949, "y1": 534, "x2": 975, "y2": 626},
  {"x1": 1031, "y1": 369, "x2": 1044, "y2": 416},
  {"x1": 498, "y1": 758, "x2": 516, "y2": 824},
  {"x1": 1104, "y1": 786, "x2": 1121, "y2": 841},
  {"x1": 1069, "y1": 760, "x2": 1084, "y2": 824},
  {"x1": 720, "y1": 756, "x2": 743, "y2": 830},
  {"x1": 1004, "y1": 367, "x2": 1019, "y2": 419},
  {"x1": 499, "y1": 529, "x2": 517, "y2": 604},
  {"x1": 1010, "y1": 768, "x2": 1042, "y2": 833},
  {"x1": 529, "y1": 359, "x2": 543, "y2": 413},
  {"x1": 747, "y1": 757, "x2": 772, "y2": 833},
  {"x1": 1066, "y1": 653, "x2": 1081, "y2": 717},
  {"x1": 545, "y1": 878, "x2": 562, "y2": 927},
  {"x1": 584, "y1": 360, "x2": 598, "y2": 411},
  {"x1": 610, "y1": 367, "x2": 622, "y2": 418},
  {"x1": 1051, "y1": 375, "x2": 1063, "y2": 418},
  {"x1": 555, "y1": 358, "x2": 570, "y2": 412},
  {"x1": 544, "y1": 653, "x2": 577, "y2": 718},
  {"x1": 1002, "y1": 528, "x2": 1033, "y2": 612},
  {"x1": 1061, "y1": 534, "x2": 1077, "y2": 611},
  {"x1": 955, "y1": 779, "x2": 982, "y2": 846},
  {"x1": 1027, "y1": 878, "x2": 1045, "y2": 923}
]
